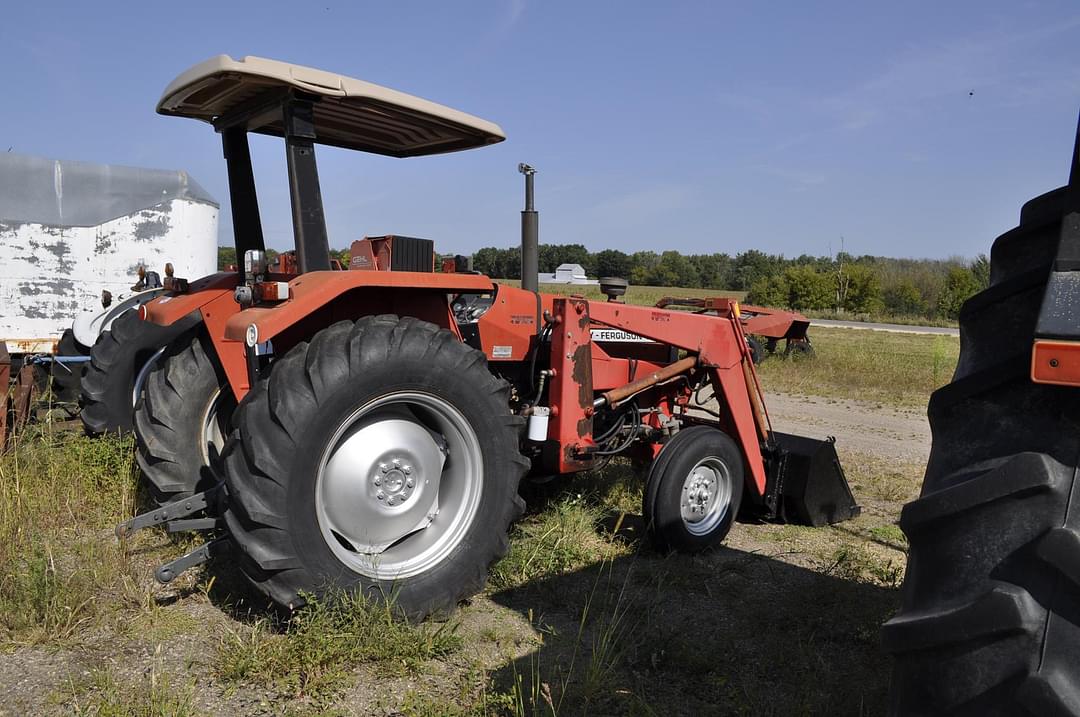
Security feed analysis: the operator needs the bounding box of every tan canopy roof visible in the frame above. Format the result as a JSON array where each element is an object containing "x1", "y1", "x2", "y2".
[{"x1": 157, "y1": 55, "x2": 506, "y2": 157}]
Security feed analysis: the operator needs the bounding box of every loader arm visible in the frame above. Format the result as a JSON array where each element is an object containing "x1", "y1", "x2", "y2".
[{"x1": 583, "y1": 299, "x2": 769, "y2": 494}]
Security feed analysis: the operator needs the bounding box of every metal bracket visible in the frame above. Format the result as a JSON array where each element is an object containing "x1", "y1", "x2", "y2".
[
  {"x1": 166, "y1": 517, "x2": 225, "y2": 533},
  {"x1": 155, "y1": 537, "x2": 229, "y2": 584},
  {"x1": 115, "y1": 483, "x2": 223, "y2": 538}
]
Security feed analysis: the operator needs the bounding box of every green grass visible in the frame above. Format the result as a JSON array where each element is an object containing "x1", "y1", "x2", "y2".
[
  {"x1": 65, "y1": 659, "x2": 197, "y2": 717},
  {"x1": 0, "y1": 427, "x2": 142, "y2": 645},
  {"x1": 216, "y1": 591, "x2": 462, "y2": 701},
  {"x1": 756, "y1": 325, "x2": 960, "y2": 406},
  {"x1": 870, "y1": 523, "x2": 908, "y2": 548},
  {"x1": 491, "y1": 461, "x2": 642, "y2": 592}
]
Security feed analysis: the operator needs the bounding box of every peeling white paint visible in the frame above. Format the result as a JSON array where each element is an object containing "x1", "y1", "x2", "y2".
[{"x1": 0, "y1": 199, "x2": 217, "y2": 344}]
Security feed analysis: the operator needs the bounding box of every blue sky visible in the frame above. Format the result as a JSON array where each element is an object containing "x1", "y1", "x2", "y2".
[{"x1": 2, "y1": 1, "x2": 1079, "y2": 259}]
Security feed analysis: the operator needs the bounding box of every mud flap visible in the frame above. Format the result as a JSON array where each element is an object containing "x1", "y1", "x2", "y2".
[{"x1": 766, "y1": 432, "x2": 860, "y2": 526}]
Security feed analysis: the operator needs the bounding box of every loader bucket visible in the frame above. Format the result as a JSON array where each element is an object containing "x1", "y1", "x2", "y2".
[{"x1": 769, "y1": 432, "x2": 860, "y2": 526}]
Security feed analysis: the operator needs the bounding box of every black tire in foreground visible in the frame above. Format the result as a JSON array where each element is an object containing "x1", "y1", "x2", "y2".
[
  {"x1": 135, "y1": 334, "x2": 235, "y2": 506},
  {"x1": 882, "y1": 183, "x2": 1080, "y2": 714},
  {"x1": 80, "y1": 310, "x2": 199, "y2": 435},
  {"x1": 50, "y1": 329, "x2": 88, "y2": 404},
  {"x1": 643, "y1": 425, "x2": 744, "y2": 553},
  {"x1": 221, "y1": 315, "x2": 529, "y2": 619}
]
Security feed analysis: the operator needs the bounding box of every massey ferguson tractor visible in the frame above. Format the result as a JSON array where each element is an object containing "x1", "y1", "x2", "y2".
[{"x1": 118, "y1": 55, "x2": 857, "y2": 619}]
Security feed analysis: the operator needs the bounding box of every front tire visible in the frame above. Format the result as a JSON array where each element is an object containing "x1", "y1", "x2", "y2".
[
  {"x1": 221, "y1": 315, "x2": 528, "y2": 619},
  {"x1": 643, "y1": 426, "x2": 744, "y2": 553}
]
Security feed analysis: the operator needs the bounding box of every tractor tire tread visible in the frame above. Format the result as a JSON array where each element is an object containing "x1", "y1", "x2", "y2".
[
  {"x1": 80, "y1": 310, "x2": 198, "y2": 435},
  {"x1": 134, "y1": 334, "x2": 228, "y2": 505},
  {"x1": 885, "y1": 178, "x2": 1080, "y2": 716}
]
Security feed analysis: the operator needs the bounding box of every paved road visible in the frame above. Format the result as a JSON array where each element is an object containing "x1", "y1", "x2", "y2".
[{"x1": 811, "y1": 318, "x2": 959, "y2": 337}]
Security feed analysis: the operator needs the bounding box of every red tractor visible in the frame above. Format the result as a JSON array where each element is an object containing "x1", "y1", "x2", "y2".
[{"x1": 119, "y1": 55, "x2": 857, "y2": 618}]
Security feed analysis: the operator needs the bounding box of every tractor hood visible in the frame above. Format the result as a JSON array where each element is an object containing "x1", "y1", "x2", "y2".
[{"x1": 157, "y1": 55, "x2": 506, "y2": 157}]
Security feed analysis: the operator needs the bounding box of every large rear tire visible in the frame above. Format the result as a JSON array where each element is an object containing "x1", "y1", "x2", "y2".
[
  {"x1": 221, "y1": 315, "x2": 529, "y2": 619},
  {"x1": 134, "y1": 334, "x2": 234, "y2": 506},
  {"x1": 80, "y1": 310, "x2": 199, "y2": 435},
  {"x1": 883, "y1": 184, "x2": 1080, "y2": 714}
]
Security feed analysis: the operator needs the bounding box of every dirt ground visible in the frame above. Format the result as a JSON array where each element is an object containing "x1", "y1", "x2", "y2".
[
  {"x1": 0, "y1": 394, "x2": 931, "y2": 716},
  {"x1": 764, "y1": 392, "x2": 930, "y2": 464}
]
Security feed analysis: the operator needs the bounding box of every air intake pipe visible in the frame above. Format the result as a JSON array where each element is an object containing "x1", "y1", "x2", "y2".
[{"x1": 519, "y1": 163, "x2": 539, "y2": 293}]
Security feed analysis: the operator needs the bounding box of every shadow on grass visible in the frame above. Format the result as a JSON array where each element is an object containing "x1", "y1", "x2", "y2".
[
  {"x1": 135, "y1": 455, "x2": 899, "y2": 714},
  {"x1": 487, "y1": 533, "x2": 898, "y2": 716}
]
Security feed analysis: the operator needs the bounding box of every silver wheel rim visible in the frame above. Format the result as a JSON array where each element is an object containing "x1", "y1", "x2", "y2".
[
  {"x1": 132, "y1": 346, "x2": 168, "y2": 405},
  {"x1": 315, "y1": 391, "x2": 483, "y2": 581},
  {"x1": 200, "y1": 388, "x2": 226, "y2": 470},
  {"x1": 680, "y1": 456, "x2": 733, "y2": 535}
]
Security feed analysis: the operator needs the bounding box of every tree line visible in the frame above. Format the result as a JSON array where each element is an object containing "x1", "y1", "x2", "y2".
[
  {"x1": 218, "y1": 244, "x2": 989, "y2": 321},
  {"x1": 470, "y1": 244, "x2": 989, "y2": 320}
]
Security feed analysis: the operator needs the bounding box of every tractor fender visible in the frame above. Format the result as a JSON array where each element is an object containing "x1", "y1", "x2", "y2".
[
  {"x1": 222, "y1": 270, "x2": 494, "y2": 345},
  {"x1": 72, "y1": 287, "x2": 170, "y2": 347},
  {"x1": 214, "y1": 270, "x2": 495, "y2": 401},
  {"x1": 142, "y1": 272, "x2": 238, "y2": 329}
]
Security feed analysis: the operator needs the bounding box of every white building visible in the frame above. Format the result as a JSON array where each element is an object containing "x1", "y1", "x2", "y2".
[
  {"x1": 0, "y1": 153, "x2": 218, "y2": 351},
  {"x1": 537, "y1": 263, "x2": 599, "y2": 285}
]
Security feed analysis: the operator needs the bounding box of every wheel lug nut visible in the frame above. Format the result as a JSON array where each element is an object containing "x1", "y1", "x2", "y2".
[
  {"x1": 406, "y1": 478, "x2": 414, "y2": 487},
  {"x1": 373, "y1": 477, "x2": 381, "y2": 486},
  {"x1": 403, "y1": 465, "x2": 412, "y2": 475},
  {"x1": 377, "y1": 491, "x2": 385, "y2": 500}
]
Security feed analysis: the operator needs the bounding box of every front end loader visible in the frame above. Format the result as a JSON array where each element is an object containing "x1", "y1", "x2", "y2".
[{"x1": 120, "y1": 54, "x2": 858, "y2": 619}]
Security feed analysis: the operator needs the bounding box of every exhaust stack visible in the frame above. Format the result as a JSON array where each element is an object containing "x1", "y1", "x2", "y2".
[{"x1": 519, "y1": 163, "x2": 539, "y2": 293}]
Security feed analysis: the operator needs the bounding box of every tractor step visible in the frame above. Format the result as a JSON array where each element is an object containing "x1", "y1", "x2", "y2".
[{"x1": 115, "y1": 484, "x2": 223, "y2": 538}]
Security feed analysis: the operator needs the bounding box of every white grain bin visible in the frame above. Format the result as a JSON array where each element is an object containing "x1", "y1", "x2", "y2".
[{"x1": 0, "y1": 153, "x2": 218, "y2": 353}]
